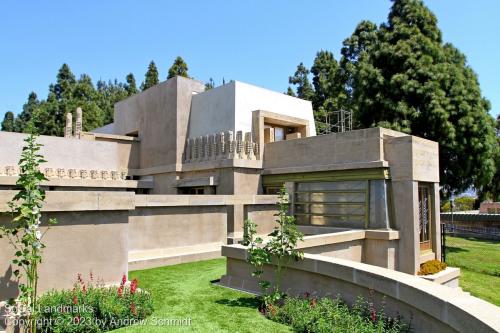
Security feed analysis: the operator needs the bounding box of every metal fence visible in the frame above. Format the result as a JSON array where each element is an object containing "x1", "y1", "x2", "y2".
[{"x1": 441, "y1": 223, "x2": 500, "y2": 262}]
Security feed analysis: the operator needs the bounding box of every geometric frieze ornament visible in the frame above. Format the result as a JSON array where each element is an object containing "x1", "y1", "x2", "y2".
[
  {"x1": 183, "y1": 128, "x2": 261, "y2": 163},
  {"x1": 90, "y1": 170, "x2": 100, "y2": 180},
  {"x1": 57, "y1": 168, "x2": 66, "y2": 178},
  {"x1": 6, "y1": 166, "x2": 17, "y2": 176},
  {"x1": 80, "y1": 169, "x2": 89, "y2": 179},
  {"x1": 44, "y1": 168, "x2": 54, "y2": 178},
  {"x1": 68, "y1": 169, "x2": 78, "y2": 179}
]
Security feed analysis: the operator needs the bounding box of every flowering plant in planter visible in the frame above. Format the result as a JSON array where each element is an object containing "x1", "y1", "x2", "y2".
[
  {"x1": 0, "y1": 134, "x2": 57, "y2": 333},
  {"x1": 36, "y1": 273, "x2": 154, "y2": 332}
]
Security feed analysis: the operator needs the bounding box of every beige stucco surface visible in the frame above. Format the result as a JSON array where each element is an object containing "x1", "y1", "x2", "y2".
[
  {"x1": 0, "y1": 131, "x2": 136, "y2": 171},
  {"x1": 221, "y1": 245, "x2": 500, "y2": 333},
  {"x1": 0, "y1": 211, "x2": 129, "y2": 301}
]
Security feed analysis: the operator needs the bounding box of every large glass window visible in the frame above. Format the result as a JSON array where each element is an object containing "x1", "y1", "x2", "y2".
[{"x1": 274, "y1": 127, "x2": 285, "y2": 141}]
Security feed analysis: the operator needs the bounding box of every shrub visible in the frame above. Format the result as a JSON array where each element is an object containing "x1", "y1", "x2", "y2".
[
  {"x1": 265, "y1": 294, "x2": 410, "y2": 333},
  {"x1": 418, "y1": 260, "x2": 447, "y2": 275},
  {"x1": 35, "y1": 273, "x2": 154, "y2": 332}
]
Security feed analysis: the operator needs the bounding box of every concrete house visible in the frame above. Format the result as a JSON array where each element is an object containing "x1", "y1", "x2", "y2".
[{"x1": 0, "y1": 76, "x2": 442, "y2": 296}]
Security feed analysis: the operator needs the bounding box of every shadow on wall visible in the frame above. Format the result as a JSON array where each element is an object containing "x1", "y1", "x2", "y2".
[{"x1": 0, "y1": 265, "x2": 19, "y2": 301}]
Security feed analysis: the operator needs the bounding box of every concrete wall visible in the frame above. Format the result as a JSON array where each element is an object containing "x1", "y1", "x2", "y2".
[
  {"x1": 263, "y1": 128, "x2": 387, "y2": 171},
  {"x1": 189, "y1": 83, "x2": 236, "y2": 138},
  {"x1": 114, "y1": 77, "x2": 205, "y2": 172},
  {"x1": 189, "y1": 80, "x2": 316, "y2": 138},
  {"x1": 129, "y1": 206, "x2": 227, "y2": 252},
  {"x1": 221, "y1": 245, "x2": 500, "y2": 333},
  {"x1": 0, "y1": 131, "x2": 136, "y2": 171},
  {"x1": 0, "y1": 191, "x2": 133, "y2": 301},
  {"x1": 0, "y1": 192, "x2": 280, "y2": 302}
]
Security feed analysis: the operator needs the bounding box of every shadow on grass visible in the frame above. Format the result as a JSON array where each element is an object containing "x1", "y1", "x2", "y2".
[
  {"x1": 447, "y1": 236, "x2": 500, "y2": 246},
  {"x1": 445, "y1": 246, "x2": 468, "y2": 254},
  {"x1": 215, "y1": 297, "x2": 261, "y2": 309}
]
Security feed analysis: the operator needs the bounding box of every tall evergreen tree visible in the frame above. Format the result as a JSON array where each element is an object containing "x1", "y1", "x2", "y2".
[
  {"x1": 141, "y1": 61, "x2": 159, "y2": 90},
  {"x1": 340, "y1": 0, "x2": 497, "y2": 196},
  {"x1": 205, "y1": 78, "x2": 215, "y2": 90},
  {"x1": 14, "y1": 92, "x2": 40, "y2": 132},
  {"x1": 286, "y1": 87, "x2": 296, "y2": 97},
  {"x1": 167, "y1": 56, "x2": 189, "y2": 79},
  {"x1": 1, "y1": 111, "x2": 15, "y2": 131},
  {"x1": 125, "y1": 73, "x2": 138, "y2": 95},
  {"x1": 288, "y1": 63, "x2": 314, "y2": 101}
]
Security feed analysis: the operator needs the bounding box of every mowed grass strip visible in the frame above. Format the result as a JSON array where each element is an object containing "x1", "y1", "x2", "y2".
[
  {"x1": 445, "y1": 236, "x2": 500, "y2": 306},
  {"x1": 113, "y1": 258, "x2": 291, "y2": 333}
]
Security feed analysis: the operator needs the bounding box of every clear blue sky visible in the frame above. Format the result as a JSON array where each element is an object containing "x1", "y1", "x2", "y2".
[{"x1": 0, "y1": 0, "x2": 498, "y2": 119}]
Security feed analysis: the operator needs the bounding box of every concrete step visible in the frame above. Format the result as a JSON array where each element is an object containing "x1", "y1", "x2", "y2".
[{"x1": 128, "y1": 243, "x2": 223, "y2": 271}]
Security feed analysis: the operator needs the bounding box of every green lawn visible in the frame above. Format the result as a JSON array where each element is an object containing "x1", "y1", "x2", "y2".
[
  {"x1": 113, "y1": 258, "x2": 290, "y2": 333},
  {"x1": 445, "y1": 236, "x2": 500, "y2": 306}
]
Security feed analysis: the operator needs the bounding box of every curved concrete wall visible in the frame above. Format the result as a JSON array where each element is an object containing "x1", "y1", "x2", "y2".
[{"x1": 220, "y1": 245, "x2": 500, "y2": 333}]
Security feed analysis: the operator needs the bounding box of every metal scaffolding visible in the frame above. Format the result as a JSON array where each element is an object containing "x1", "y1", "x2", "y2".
[{"x1": 316, "y1": 109, "x2": 353, "y2": 135}]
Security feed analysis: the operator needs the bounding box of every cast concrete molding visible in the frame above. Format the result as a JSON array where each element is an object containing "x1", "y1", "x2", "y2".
[
  {"x1": 221, "y1": 245, "x2": 500, "y2": 333},
  {"x1": 262, "y1": 160, "x2": 389, "y2": 175},
  {"x1": 134, "y1": 194, "x2": 279, "y2": 207},
  {"x1": 0, "y1": 191, "x2": 135, "y2": 212}
]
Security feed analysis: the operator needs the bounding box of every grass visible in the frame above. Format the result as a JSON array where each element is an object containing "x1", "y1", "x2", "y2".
[
  {"x1": 445, "y1": 236, "x2": 500, "y2": 306},
  {"x1": 113, "y1": 258, "x2": 291, "y2": 333}
]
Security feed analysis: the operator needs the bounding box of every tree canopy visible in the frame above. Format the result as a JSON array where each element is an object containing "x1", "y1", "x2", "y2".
[
  {"x1": 287, "y1": 0, "x2": 499, "y2": 198},
  {"x1": 1, "y1": 57, "x2": 210, "y2": 137},
  {"x1": 141, "y1": 61, "x2": 160, "y2": 91},
  {"x1": 167, "y1": 56, "x2": 189, "y2": 79}
]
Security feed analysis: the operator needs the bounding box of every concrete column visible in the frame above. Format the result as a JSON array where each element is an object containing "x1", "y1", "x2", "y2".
[
  {"x1": 244, "y1": 132, "x2": 255, "y2": 160},
  {"x1": 431, "y1": 182, "x2": 442, "y2": 261},
  {"x1": 75, "y1": 107, "x2": 83, "y2": 138},
  {"x1": 64, "y1": 113, "x2": 73, "y2": 138},
  {"x1": 203, "y1": 134, "x2": 210, "y2": 161},
  {"x1": 209, "y1": 134, "x2": 216, "y2": 160},
  {"x1": 236, "y1": 131, "x2": 244, "y2": 159},
  {"x1": 391, "y1": 180, "x2": 419, "y2": 274},
  {"x1": 225, "y1": 130, "x2": 234, "y2": 159}
]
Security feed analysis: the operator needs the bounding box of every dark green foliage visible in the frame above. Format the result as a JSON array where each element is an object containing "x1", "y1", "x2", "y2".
[
  {"x1": 441, "y1": 195, "x2": 476, "y2": 212},
  {"x1": 141, "y1": 61, "x2": 159, "y2": 91},
  {"x1": 341, "y1": 0, "x2": 498, "y2": 197},
  {"x1": 288, "y1": 0, "x2": 498, "y2": 198},
  {"x1": 288, "y1": 63, "x2": 314, "y2": 101},
  {"x1": 266, "y1": 295, "x2": 410, "y2": 333},
  {"x1": 1, "y1": 111, "x2": 15, "y2": 131},
  {"x1": 36, "y1": 274, "x2": 154, "y2": 332},
  {"x1": 205, "y1": 78, "x2": 215, "y2": 90},
  {"x1": 285, "y1": 87, "x2": 296, "y2": 97},
  {"x1": 125, "y1": 73, "x2": 138, "y2": 96},
  {"x1": 167, "y1": 56, "x2": 189, "y2": 79}
]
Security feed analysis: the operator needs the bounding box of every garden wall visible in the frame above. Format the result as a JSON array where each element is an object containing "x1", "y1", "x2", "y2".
[
  {"x1": 220, "y1": 245, "x2": 500, "y2": 333},
  {"x1": 0, "y1": 192, "x2": 279, "y2": 300}
]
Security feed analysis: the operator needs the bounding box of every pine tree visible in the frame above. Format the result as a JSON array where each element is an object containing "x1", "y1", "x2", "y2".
[
  {"x1": 1, "y1": 111, "x2": 15, "y2": 131},
  {"x1": 286, "y1": 87, "x2": 296, "y2": 97},
  {"x1": 205, "y1": 78, "x2": 215, "y2": 90},
  {"x1": 125, "y1": 73, "x2": 138, "y2": 95},
  {"x1": 167, "y1": 56, "x2": 189, "y2": 79},
  {"x1": 288, "y1": 63, "x2": 314, "y2": 101},
  {"x1": 14, "y1": 92, "x2": 40, "y2": 132},
  {"x1": 141, "y1": 61, "x2": 159, "y2": 90},
  {"x1": 340, "y1": 0, "x2": 497, "y2": 196}
]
